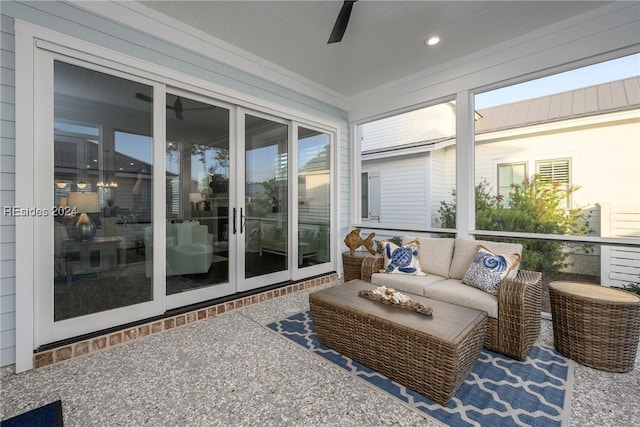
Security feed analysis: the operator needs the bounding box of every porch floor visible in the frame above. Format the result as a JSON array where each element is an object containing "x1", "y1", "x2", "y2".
[{"x1": 1, "y1": 281, "x2": 638, "y2": 426}]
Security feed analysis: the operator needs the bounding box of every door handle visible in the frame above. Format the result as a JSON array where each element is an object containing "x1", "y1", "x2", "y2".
[
  {"x1": 240, "y1": 207, "x2": 246, "y2": 233},
  {"x1": 232, "y1": 208, "x2": 237, "y2": 234}
]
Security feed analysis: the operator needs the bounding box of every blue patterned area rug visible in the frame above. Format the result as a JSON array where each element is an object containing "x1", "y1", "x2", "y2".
[
  {"x1": 1, "y1": 400, "x2": 63, "y2": 427},
  {"x1": 266, "y1": 311, "x2": 573, "y2": 427}
]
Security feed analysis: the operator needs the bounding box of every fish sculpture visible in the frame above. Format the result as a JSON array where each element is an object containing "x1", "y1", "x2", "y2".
[{"x1": 344, "y1": 228, "x2": 376, "y2": 255}]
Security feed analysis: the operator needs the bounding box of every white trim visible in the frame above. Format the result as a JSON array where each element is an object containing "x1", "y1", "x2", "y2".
[
  {"x1": 455, "y1": 91, "x2": 474, "y2": 240},
  {"x1": 151, "y1": 83, "x2": 167, "y2": 313},
  {"x1": 68, "y1": 0, "x2": 349, "y2": 110},
  {"x1": 350, "y1": 123, "x2": 362, "y2": 225},
  {"x1": 33, "y1": 50, "x2": 54, "y2": 349},
  {"x1": 362, "y1": 138, "x2": 456, "y2": 161},
  {"x1": 14, "y1": 25, "x2": 35, "y2": 374},
  {"x1": 289, "y1": 122, "x2": 298, "y2": 277}
]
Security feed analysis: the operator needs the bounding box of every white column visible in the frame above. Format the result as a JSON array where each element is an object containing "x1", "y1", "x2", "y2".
[{"x1": 455, "y1": 91, "x2": 475, "y2": 239}]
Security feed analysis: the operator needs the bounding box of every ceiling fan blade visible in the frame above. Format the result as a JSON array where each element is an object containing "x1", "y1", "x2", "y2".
[
  {"x1": 328, "y1": 0, "x2": 357, "y2": 44},
  {"x1": 135, "y1": 93, "x2": 153, "y2": 103},
  {"x1": 173, "y1": 97, "x2": 184, "y2": 120}
]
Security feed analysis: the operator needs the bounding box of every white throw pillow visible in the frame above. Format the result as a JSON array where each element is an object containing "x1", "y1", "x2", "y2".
[{"x1": 382, "y1": 239, "x2": 425, "y2": 275}]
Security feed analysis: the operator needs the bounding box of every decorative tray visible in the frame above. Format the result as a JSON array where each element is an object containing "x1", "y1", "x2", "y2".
[{"x1": 359, "y1": 286, "x2": 433, "y2": 316}]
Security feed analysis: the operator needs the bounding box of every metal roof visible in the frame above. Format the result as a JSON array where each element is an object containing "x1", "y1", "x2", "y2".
[{"x1": 475, "y1": 76, "x2": 640, "y2": 134}]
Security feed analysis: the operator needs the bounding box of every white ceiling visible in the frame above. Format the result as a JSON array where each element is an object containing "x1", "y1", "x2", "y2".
[{"x1": 137, "y1": 1, "x2": 610, "y2": 98}]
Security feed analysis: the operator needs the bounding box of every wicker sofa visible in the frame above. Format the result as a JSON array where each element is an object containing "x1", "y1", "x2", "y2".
[{"x1": 361, "y1": 237, "x2": 542, "y2": 360}]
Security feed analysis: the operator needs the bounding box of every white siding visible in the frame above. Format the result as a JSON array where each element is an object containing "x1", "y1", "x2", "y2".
[
  {"x1": 362, "y1": 154, "x2": 428, "y2": 228},
  {"x1": 361, "y1": 104, "x2": 456, "y2": 152},
  {"x1": 0, "y1": 13, "x2": 16, "y2": 366},
  {"x1": 601, "y1": 204, "x2": 640, "y2": 286},
  {"x1": 474, "y1": 117, "x2": 640, "y2": 213},
  {"x1": 0, "y1": 2, "x2": 348, "y2": 367}
]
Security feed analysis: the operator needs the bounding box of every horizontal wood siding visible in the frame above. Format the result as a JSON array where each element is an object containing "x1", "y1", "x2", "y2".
[
  {"x1": 362, "y1": 154, "x2": 428, "y2": 228},
  {"x1": 0, "y1": 12, "x2": 16, "y2": 366},
  {"x1": 601, "y1": 204, "x2": 640, "y2": 286},
  {"x1": 360, "y1": 104, "x2": 455, "y2": 152}
]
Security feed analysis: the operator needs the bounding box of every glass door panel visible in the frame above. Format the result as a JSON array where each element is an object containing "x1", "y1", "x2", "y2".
[
  {"x1": 297, "y1": 128, "x2": 331, "y2": 268},
  {"x1": 52, "y1": 61, "x2": 154, "y2": 321},
  {"x1": 244, "y1": 114, "x2": 289, "y2": 280},
  {"x1": 165, "y1": 94, "x2": 230, "y2": 295}
]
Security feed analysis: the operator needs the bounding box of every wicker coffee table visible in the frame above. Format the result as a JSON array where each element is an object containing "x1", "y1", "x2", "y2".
[
  {"x1": 309, "y1": 280, "x2": 487, "y2": 405},
  {"x1": 549, "y1": 281, "x2": 640, "y2": 372}
]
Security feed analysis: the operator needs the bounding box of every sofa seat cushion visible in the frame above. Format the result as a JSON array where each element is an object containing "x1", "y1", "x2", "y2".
[
  {"x1": 371, "y1": 272, "x2": 445, "y2": 296},
  {"x1": 403, "y1": 237, "x2": 454, "y2": 278},
  {"x1": 449, "y1": 238, "x2": 523, "y2": 280},
  {"x1": 423, "y1": 279, "x2": 499, "y2": 319}
]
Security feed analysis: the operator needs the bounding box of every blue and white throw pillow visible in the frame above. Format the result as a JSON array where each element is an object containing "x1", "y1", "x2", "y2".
[
  {"x1": 462, "y1": 245, "x2": 521, "y2": 294},
  {"x1": 382, "y1": 240, "x2": 425, "y2": 275}
]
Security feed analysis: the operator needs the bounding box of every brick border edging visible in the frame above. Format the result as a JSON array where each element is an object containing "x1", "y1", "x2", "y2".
[{"x1": 34, "y1": 273, "x2": 338, "y2": 369}]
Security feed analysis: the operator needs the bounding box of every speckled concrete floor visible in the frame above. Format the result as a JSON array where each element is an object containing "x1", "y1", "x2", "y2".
[{"x1": 1, "y1": 282, "x2": 639, "y2": 426}]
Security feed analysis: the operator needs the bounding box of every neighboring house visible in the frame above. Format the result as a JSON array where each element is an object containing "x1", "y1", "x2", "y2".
[{"x1": 361, "y1": 77, "x2": 640, "y2": 283}]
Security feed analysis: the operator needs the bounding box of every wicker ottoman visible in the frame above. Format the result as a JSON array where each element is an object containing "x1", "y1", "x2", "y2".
[
  {"x1": 309, "y1": 280, "x2": 487, "y2": 405},
  {"x1": 549, "y1": 281, "x2": 640, "y2": 373}
]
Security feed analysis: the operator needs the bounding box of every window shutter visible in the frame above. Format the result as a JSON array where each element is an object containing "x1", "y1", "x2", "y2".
[
  {"x1": 538, "y1": 159, "x2": 570, "y2": 184},
  {"x1": 537, "y1": 158, "x2": 571, "y2": 208}
]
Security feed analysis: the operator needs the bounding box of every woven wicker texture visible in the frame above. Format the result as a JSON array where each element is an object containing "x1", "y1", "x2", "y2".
[
  {"x1": 361, "y1": 256, "x2": 541, "y2": 360},
  {"x1": 550, "y1": 281, "x2": 640, "y2": 373},
  {"x1": 342, "y1": 251, "x2": 377, "y2": 282},
  {"x1": 309, "y1": 281, "x2": 487, "y2": 405}
]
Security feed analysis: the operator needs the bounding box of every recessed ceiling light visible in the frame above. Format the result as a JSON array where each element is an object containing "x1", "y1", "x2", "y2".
[{"x1": 426, "y1": 36, "x2": 440, "y2": 46}]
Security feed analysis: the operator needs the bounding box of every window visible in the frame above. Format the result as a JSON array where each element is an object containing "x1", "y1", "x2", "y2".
[
  {"x1": 537, "y1": 158, "x2": 571, "y2": 208},
  {"x1": 497, "y1": 163, "x2": 527, "y2": 207}
]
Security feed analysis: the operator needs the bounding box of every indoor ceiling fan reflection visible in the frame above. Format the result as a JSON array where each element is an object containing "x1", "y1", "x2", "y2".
[{"x1": 134, "y1": 93, "x2": 216, "y2": 120}]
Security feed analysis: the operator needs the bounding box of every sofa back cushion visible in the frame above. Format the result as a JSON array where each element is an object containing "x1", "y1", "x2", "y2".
[
  {"x1": 403, "y1": 236, "x2": 455, "y2": 278},
  {"x1": 449, "y1": 238, "x2": 523, "y2": 280}
]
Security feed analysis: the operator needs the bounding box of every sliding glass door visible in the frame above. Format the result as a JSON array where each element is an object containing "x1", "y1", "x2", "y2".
[
  {"x1": 34, "y1": 53, "x2": 334, "y2": 348},
  {"x1": 37, "y1": 58, "x2": 163, "y2": 344},
  {"x1": 164, "y1": 92, "x2": 235, "y2": 308},
  {"x1": 239, "y1": 112, "x2": 290, "y2": 290},
  {"x1": 296, "y1": 127, "x2": 332, "y2": 273}
]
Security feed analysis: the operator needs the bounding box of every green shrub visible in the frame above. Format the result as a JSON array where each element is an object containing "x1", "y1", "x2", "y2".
[
  {"x1": 374, "y1": 236, "x2": 403, "y2": 254},
  {"x1": 438, "y1": 175, "x2": 592, "y2": 272},
  {"x1": 622, "y1": 282, "x2": 640, "y2": 296}
]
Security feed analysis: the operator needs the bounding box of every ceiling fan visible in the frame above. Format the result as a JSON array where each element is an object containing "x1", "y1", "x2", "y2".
[
  {"x1": 135, "y1": 93, "x2": 215, "y2": 120},
  {"x1": 328, "y1": 0, "x2": 357, "y2": 44}
]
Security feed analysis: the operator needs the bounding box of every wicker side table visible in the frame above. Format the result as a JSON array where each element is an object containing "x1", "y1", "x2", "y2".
[
  {"x1": 549, "y1": 281, "x2": 640, "y2": 372},
  {"x1": 342, "y1": 251, "x2": 378, "y2": 282}
]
